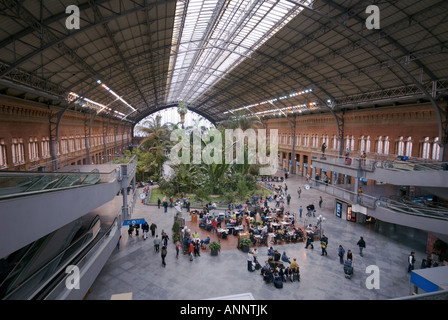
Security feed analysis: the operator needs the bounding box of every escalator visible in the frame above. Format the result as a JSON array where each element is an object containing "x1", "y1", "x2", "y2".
[
  {"x1": 0, "y1": 169, "x2": 102, "y2": 200},
  {"x1": 0, "y1": 215, "x2": 101, "y2": 300}
]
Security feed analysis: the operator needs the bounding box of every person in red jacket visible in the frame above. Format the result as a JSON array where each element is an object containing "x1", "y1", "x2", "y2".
[
  {"x1": 212, "y1": 218, "x2": 218, "y2": 234},
  {"x1": 189, "y1": 241, "x2": 194, "y2": 261}
]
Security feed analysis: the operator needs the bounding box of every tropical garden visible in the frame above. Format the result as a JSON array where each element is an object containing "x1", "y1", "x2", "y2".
[{"x1": 133, "y1": 104, "x2": 274, "y2": 207}]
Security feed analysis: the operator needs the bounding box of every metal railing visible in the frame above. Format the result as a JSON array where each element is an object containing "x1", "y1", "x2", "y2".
[
  {"x1": 311, "y1": 179, "x2": 378, "y2": 209},
  {"x1": 2, "y1": 218, "x2": 101, "y2": 300},
  {"x1": 43, "y1": 217, "x2": 120, "y2": 300},
  {"x1": 311, "y1": 151, "x2": 448, "y2": 172},
  {"x1": 377, "y1": 197, "x2": 448, "y2": 221},
  {"x1": 0, "y1": 154, "x2": 137, "y2": 200},
  {"x1": 310, "y1": 152, "x2": 376, "y2": 171}
]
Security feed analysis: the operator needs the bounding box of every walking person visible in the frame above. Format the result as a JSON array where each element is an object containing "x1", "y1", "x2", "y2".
[
  {"x1": 319, "y1": 196, "x2": 323, "y2": 208},
  {"x1": 176, "y1": 241, "x2": 180, "y2": 259},
  {"x1": 128, "y1": 225, "x2": 134, "y2": 237},
  {"x1": 297, "y1": 187, "x2": 301, "y2": 199},
  {"x1": 286, "y1": 194, "x2": 291, "y2": 206},
  {"x1": 357, "y1": 236, "x2": 366, "y2": 257},
  {"x1": 320, "y1": 234, "x2": 328, "y2": 256},
  {"x1": 305, "y1": 234, "x2": 314, "y2": 249},
  {"x1": 408, "y1": 251, "x2": 416, "y2": 272},
  {"x1": 142, "y1": 222, "x2": 149, "y2": 240},
  {"x1": 161, "y1": 245, "x2": 167, "y2": 267},
  {"x1": 338, "y1": 245, "x2": 345, "y2": 264},
  {"x1": 299, "y1": 206, "x2": 303, "y2": 218},
  {"x1": 157, "y1": 198, "x2": 161, "y2": 209},
  {"x1": 150, "y1": 222, "x2": 157, "y2": 237},
  {"x1": 154, "y1": 235, "x2": 161, "y2": 252}
]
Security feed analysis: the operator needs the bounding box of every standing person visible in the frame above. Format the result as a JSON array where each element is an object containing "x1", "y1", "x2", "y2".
[
  {"x1": 128, "y1": 225, "x2": 134, "y2": 237},
  {"x1": 357, "y1": 236, "x2": 366, "y2": 257},
  {"x1": 176, "y1": 241, "x2": 180, "y2": 259},
  {"x1": 297, "y1": 187, "x2": 301, "y2": 199},
  {"x1": 321, "y1": 142, "x2": 327, "y2": 155},
  {"x1": 286, "y1": 194, "x2": 291, "y2": 206},
  {"x1": 346, "y1": 249, "x2": 354, "y2": 262},
  {"x1": 194, "y1": 240, "x2": 201, "y2": 257},
  {"x1": 408, "y1": 251, "x2": 416, "y2": 272},
  {"x1": 189, "y1": 242, "x2": 194, "y2": 261},
  {"x1": 211, "y1": 218, "x2": 218, "y2": 234},
  {"x1": 338, "y1": 245, "x2": 345, "y2": 264},
  {"x1": 320, "y1": 234, "x2": 328, "y2": 256},
  {"x1": 157, "y1": 198, "x2": 161, "y2": 209},
  {"x1": 247, "y1": 250, "x2": 255, "y2": 272},
  {"x1": 163, "y1": 199, "x2": 168, "y2": 213},
  {"x1": 299, "y1": 206, "x2": 303, "y2": 218},
  {"x1": 154, "y1": 235, "x2": 160, "y2": 252},
  {"x1": 319, "y1": 196, "x2": 323, "y2": 208},
  {"x1": 161, "y1": 245, "x2": 167, "y2": 267}
]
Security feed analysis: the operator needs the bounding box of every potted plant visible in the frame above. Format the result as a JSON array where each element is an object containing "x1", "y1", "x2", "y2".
[
  {"x1": 239, "y1": 237, "x2": 252, "y2": 253},
  {"x1": 209, "y1": 241, "x2": 221, "y2": 256}
]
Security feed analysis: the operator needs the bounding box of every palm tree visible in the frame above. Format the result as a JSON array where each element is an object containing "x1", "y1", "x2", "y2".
[
  {"x1": 135, "y1": 114, "x2": 173, "y2": 178},
  {"x1": 177, "y1": 102, "x2": 188, "y2": 128},
  {"x1": 136, "y1": 114, "x2": 172, "y2": 151}
]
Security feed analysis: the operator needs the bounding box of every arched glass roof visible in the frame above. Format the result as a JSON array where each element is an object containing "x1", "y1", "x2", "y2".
[{"x1": 0, "y1": 0, "x2": 447, "y2": 126}]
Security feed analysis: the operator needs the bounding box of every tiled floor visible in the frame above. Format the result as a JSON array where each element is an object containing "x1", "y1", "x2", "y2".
[{"x1": 86, "y1": 172, "x2": 429, "y2": 300}]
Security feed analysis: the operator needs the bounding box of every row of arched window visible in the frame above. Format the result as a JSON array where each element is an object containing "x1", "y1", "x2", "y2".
[
  {"x1": 0, "y1": 134, "x2": 129, "y2": 169},
  {"x1": 277, "y1": 133, "x2": 441, "y2": 160}
]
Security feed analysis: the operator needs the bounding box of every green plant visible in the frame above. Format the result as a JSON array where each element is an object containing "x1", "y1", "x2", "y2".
[
  {"x1": 239, "y1": 237, "x2": 252, "y2": 248},
  {"x1": 209, "y1": 241, "x2": 221, "y2": 251},
  {"x1": 171, "y1": 213, "x2": 181, "y2": 243}
]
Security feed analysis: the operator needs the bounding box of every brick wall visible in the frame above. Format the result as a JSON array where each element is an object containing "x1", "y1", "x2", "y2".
[{"x1": 0, "y1": 95, "x2": 133, "y2": 171}]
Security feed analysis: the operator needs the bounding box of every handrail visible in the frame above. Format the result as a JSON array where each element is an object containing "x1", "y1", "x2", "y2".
[
  {"x1": 43, "y1": 217, "x2": 119, "y2": 300},
  {"x1": 377, "y1": 197, "x2": 448, "y2": 221},
  {"x1": 2, "y1": 217, "x2": 101, "y2": 300},
  {"x1": 312, "y1": 151, "x2": 448, "y2": 172}
]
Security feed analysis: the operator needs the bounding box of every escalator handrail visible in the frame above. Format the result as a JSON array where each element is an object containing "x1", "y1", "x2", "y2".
[
  {"x1": 1, "y1": 218, "x2": 101, "y2": 300},
  {"x1": 40, "y1": 217, "x2": 119, "y2": 300}
]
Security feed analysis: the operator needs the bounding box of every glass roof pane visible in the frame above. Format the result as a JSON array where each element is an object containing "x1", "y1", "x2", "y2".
[{"x1": 166, "y1": 0, "x2": 313, "y2": 105}]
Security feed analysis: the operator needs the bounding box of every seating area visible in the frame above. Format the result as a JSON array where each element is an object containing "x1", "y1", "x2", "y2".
[{"x1": 183, "y1": 201, "x2": 317, "y2": 254}]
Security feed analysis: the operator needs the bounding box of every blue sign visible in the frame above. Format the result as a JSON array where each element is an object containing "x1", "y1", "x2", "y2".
[{"x1": 123, "y1": 218, "x2": 146, "y2": 226}]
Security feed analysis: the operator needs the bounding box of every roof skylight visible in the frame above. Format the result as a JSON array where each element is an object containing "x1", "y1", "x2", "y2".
[{"x1": 166, "y1": 0, "x2": 313, "y2": 106}]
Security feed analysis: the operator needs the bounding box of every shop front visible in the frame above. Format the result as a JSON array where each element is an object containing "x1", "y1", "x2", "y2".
[{"x1": 334, "y1": 199, "x2": 368, "y2": 223}]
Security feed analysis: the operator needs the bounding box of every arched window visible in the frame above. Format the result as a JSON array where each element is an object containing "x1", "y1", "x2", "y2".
[
  {"x1": 422, "y1": 137, "x2": 430, "y2": 159},
  {"x1": 432, "y1": 137, "x2": 441, "y2": 160},
  {"x1": 377, "y1": 136, "x2": 383, "y2": 154},
  {"x1": 397, "y1": 136, "x2": 404, "y2": 155},
  {"x1": 384, "y1": 136, "x2": 390, "y2": 155},
  {"x1": 360, "y1": 135, "x2": 366, "y2": 152},
  {"x1": 405, "y1": 137, "x2": 412, "y2": 157}
]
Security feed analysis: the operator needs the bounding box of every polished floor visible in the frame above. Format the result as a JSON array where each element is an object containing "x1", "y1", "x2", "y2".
[{"x1": 86, "y1": 172, "x2": 428, "y2": 300}]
